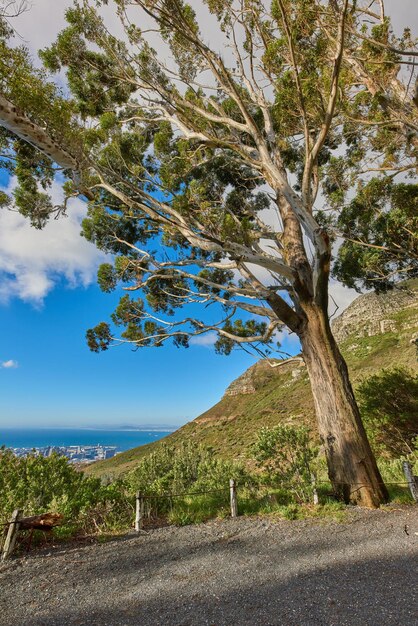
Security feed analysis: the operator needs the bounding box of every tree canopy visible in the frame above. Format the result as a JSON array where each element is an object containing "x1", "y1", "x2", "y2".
[{"x1": 0, "y1": 0, "x2": 416, "y2": 355}]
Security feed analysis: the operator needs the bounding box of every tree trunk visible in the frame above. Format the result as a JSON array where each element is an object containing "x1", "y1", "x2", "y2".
[{"x1": 298, "y1": 301, "x2": 388, "y2": 508}]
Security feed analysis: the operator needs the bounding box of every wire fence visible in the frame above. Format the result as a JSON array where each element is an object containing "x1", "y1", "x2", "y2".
[
  {"x1": 134, "y1": 480, "x2": 411, "y2": 502},
  {"x1": 139, "y1": 488, "x2": 228, "y2": 499},
  {"x1": 2, "y1": 465, "x2": 417, "y2": 544},
  {"x1": 1, "y1": 480, "x2": 413, "y2": 529},
  {"x1": 132, "y1": 468, "x2": 417, "y2": 531}
]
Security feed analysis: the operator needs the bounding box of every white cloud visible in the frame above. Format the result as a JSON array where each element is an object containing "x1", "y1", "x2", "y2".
[
  {"x1": 1, "y1": 359, "x2": 18, "y2": 369},
  {"x1": 189, "y1": 331, "x2": 218, "y2": 347},
  {"x1": 0, "y1": 177, "x2": 106, "y2": 305}
]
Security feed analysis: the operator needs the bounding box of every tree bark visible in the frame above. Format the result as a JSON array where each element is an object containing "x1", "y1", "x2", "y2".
[
  {"x1": 298, "y1": 301, "x2": 388, "y2": 508},
  {"x1": 0, "y1": 95, "x2": 78, "y2": 170}
]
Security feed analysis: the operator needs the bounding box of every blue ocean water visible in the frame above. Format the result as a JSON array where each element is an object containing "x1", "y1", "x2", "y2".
[{"x1": 0, "y1": 428, "x2": 173, "y2": 451}]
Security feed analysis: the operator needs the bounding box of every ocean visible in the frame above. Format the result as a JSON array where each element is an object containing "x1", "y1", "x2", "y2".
[{"x1": 0, "y1": 428, "x2": 174, "y2": 452}]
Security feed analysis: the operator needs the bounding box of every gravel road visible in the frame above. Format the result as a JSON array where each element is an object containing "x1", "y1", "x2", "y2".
[{"x1": 0, "y1": 506, "x2": 417, "y2": 626}]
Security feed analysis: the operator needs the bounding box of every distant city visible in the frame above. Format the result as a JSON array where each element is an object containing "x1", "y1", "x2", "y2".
[{"x1": 11, "y1": 444, "x2": 119, "y2": 464}]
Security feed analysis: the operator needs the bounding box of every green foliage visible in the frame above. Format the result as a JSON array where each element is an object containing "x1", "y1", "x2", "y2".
[
  {"x1": 252, "y1": 425, "x2": 318, "y2": 503},
  {"x1": 124, "y1": 442, "x2": 246, "y2": 525},
  {"x1": 214, "y1": 320, "x2": 270, "y2": 355},
  {"x1": 1, "y1": 1, "x2": 416, "y2": 361},
  {"x1": 167, "y1": 494, "x2": 230, "y2": 526},
  {"x1": 97, "y1": 263, "x2": 117, "y2": 293},
  {"x1": 0, "y1": 430, "x2": 415, "y2": 540},
  {"x1": 0, "y1": 14, "x2": 83, "y2": 222},
  {"x1": 86, "y1": 321, "x2": 112, "y2": 352},
  {"x1": 12, "y1": 141, "x2": 55, "y2": 229},
  {"x1": 333, "y1": 180, "x2": 418, "y2": 291},
  {"x1": 0, "y1": 448, "x2": 132, "y2": 536},
  {"x1": 377, "y1": 442, "x2": 418, "y2": 503},
  {"x1": 357, "y1": 368, "x2": 418, "y2": 455},
  {"x1": 39, "y1": 5, "x2": 136, "y2": 117},
  {"x1": 127, "y1": 442, "x2": 246, "y2": 495}
]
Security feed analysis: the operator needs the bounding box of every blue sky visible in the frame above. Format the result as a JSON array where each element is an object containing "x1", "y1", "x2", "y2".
[
  {"x1": 0, "y1": 273, "x2": 275, "y2": 428},
  {"x1": 0, "y1": 167, "x2": 301, "y2": 429}
]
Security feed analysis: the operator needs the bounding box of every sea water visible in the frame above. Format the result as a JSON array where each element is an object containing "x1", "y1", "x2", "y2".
[{"x1": 0, "y1": 428, "x2": 174, "y2": 452}]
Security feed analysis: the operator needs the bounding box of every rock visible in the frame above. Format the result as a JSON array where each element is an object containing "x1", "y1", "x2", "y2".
[
  {"x1": 331, "y1": 286, "x2": 418, "y2": 343},
  {"x1": 223, "y1": 367, "x2": 257, "y2": 396},
  {"x1": 223, "y1": 358, "x2": 304, "y2": 397}
]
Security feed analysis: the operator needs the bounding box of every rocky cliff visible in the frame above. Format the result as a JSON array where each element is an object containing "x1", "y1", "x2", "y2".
[
  {"x1": 223, "y1": 282, "x2": 418, "y2": 401},
  {"x1": 332, "y1": 284, "x2": 418, "y2": 343},
  {"x1": 223, "y1": 358, "x2": 305, "y2": 397}
]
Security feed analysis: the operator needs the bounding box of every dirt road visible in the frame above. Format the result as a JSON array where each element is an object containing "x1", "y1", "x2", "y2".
[{"x1": 0, "y1": 506, "x2": 417, "y2": 626}]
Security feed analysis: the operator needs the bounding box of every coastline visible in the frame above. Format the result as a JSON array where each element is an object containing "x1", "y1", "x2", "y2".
[{"x1": 0, "y1": 427, "x2": 176, "y2": 453}]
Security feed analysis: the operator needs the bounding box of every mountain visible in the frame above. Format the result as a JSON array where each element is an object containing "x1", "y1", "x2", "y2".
[{"x1": 85, "y1": 281, "x2": 418, "y2": 479}]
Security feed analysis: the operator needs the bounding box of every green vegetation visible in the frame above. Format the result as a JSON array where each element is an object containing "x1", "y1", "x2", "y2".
[
  {"x1": 127, "y1": 442, "x2": 247, "y2": 496},
  {"x1": 358, "y1": 368, "x2": 418, "y2": 456},
  {"x1": 0, "y1": 448, "x2": 132, "y2": 539},
  {"x1": 0, "y1": 440, "x2": 353, "y2": 539},
  {"x1": 252, "y1": 426, "x2": 318, "y2": 503},
  {"x1": 2, "y1": 0, "x2": 417, "y2": 506},
  {"x1": 0, "y1": 443, "x2": 249, "y2": 540},
  {"x1": 1, "y1": 427, "x2": 416, "y2": 547}
]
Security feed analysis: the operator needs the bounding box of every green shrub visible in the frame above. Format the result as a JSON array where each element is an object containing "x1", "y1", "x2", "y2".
[
  {"x1": 252, "y1": 425, "x2": 318, "y2": 503},
  {"x1": 377, "y1": 439, "x2": 418, "y2": 503},
  {"x1": 167, "y1": 494, "x2": 230, "y2": 526},
  {"x1": 0, "y1": 447, "x2": 132, "y2": 536},
  {"x1": 127, "y1": 442, "x2": 246, "y2": 495},
  {"x1": 357, "y1": 368, "x2": 418, "y2": 456},
  {"x1": 126, "y1": 442, "x2": 247, "y2": 524}
]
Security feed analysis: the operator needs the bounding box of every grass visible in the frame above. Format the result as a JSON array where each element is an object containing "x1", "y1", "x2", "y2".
[
  {"x1": 137, "y1": 488, "x2": 351, "y2": 528},
  {"x1": 167, "y1": 494, "x2": 231, "y2": 526}
]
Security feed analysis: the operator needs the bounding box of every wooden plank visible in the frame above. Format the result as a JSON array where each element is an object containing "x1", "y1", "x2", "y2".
[
  {"x1": 19, "y1": 512, "x2": 63, "y2": 530},
  {"x1": 230, "y1": 479, "x2": 238, "y2": 518},
  {"x1": 1, "y1": 509, "x2": 22, "y2": 561}
]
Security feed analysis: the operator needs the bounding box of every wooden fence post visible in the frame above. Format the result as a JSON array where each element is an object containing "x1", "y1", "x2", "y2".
[
  {"x1": 230, "y1": 479, "x2": 238, "y2": 518},
  {"x1": 311, "y1": 474, "x2": 319, "y2": 505},
  {"x1": 1, "y1": 509, "x2": 22, "y2": 561},
  {"x1": 403, "y1": 461, "x2": 418, "y2": 502},
  {"x1": 135, "y1": 493, "x2": 145, "y2": 531}
]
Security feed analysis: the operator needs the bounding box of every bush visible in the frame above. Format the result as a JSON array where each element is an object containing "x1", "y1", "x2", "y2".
[
  {"x1": 126, "y1": 442, "x2": 247, "y2": 523},
  {"x1": 357, "y1": 368, "x2": 418, "y2": 455},
  {"x1": 377, "y1": 438, "x2": 418, "y2": 503},
  {"x1": 127, "y1": 442, "x2": 247, "y2": 494},
  {"x1": 0, "y1": 448, "x2": 132, "y2": 536},
  {"x1": 252, "y1": 425, "x2": 318, "y2": 503}
]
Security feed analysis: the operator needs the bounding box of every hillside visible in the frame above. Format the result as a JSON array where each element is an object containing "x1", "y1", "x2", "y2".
[{"x1": 85, "y1": 281, "x2": 418, "y2": 479}]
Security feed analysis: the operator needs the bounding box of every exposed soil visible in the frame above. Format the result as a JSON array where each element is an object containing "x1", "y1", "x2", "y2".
[{"x1": 0, "y1": 506, "x2": 417, "y2": 626}]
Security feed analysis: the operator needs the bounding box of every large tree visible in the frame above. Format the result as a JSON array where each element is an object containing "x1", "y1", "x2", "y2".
[{"x1": 1, "y1": 0, "x2": 417, "y2": 506}]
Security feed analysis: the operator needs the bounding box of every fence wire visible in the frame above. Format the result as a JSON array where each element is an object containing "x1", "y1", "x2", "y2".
[{"x1": 134, "y1": 479, "x2": 411, "y2": 501}]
